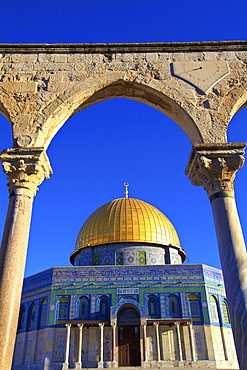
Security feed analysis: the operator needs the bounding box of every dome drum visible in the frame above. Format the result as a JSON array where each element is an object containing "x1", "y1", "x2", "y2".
[{"x1": 72, "y1": 243, "x2": 185, "y2": 266}]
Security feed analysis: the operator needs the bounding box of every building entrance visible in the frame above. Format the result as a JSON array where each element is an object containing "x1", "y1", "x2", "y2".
[
  {"x1": 117, "y1": 305, "x2": 141, "y2": 366},
  {"x1": 118, "y1": 326, "x2": 141, "y2": 366}
]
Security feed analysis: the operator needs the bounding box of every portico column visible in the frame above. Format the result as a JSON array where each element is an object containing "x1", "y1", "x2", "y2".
[
  {"x1": 187, "y1": 322, "x2": 196, "y2": 362},
  {"x1": 186, "y1": 143, "x2": 247, "y2": 370},
  {"x1": 0, "y1": 148, "x2": 52, "y2": 370},
  {"x1": 98, "y1": 323, "x2": 104, "y2": 368},
  {"x1": 63, "y1": 324, "x2": 72, "y2": 369},
  {"x1": 111, "y1": 321, "x2": 117, "y2": 365},
  {"x1": 153, "y1": 322, "x2": 161, "y2": 362},
  {"x1": 141, "y1": 319, "x2": 148, "y2": 363},
  {"x1": 76, "y1": 323, "x2": 84, "y2": 369},
  {"x1": 175, "y1": 322, "x2": 183, "y2": 362}
]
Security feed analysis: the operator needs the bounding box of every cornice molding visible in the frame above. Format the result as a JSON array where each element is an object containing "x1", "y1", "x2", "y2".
[{"x1": 0, "y1": 40, "x2": 247, "y2": 54}]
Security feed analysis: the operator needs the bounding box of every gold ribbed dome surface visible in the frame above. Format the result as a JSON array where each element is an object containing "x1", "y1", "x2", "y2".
[{"x1": 73, "y1": 198, "x2": 180, "y2": 253}]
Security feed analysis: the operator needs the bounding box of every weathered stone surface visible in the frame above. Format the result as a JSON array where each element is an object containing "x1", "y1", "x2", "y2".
[{"x1": 0, "y1": 41, "x2": 247, "y2": 148}]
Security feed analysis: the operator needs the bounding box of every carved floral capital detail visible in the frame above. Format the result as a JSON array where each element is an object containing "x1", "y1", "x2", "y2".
[
  {"x1": 186, "y1": 143, "x2": 246, "y2": 199},
  {"x1": 0, "y1": 148, "x2": 52, "y2": 197}
]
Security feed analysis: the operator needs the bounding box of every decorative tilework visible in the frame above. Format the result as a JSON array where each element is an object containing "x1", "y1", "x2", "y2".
[
  {"x1": 146, "y1": 251, "x2": 164, "y2": 265},
  {"x1": 118, "y1": 294, "x2": 139, "y2": 303},
  {"x1": 170, "y1": 249, "x2": 182, "y2": 264},
  {"x1": 91, "y1": 295, "x2": 97, "y2": 313},
  {"x1": 70, "y1": 295, "x2": 76, "y2": 319},
  {"x1": 160, "y1": 293, "x2": 166, "y2": 318},
  {"x1": 125, "y1": 251, "x2": 137, "y2": 265},
  {"x1": 111, "y1": 299, "x2": 147, "y2": 319},
  {"x1": 180, "y1": 292, "x2": 188, "y2": 317},
  {"x1": 80, "y1": 255, "x2": 91, "y2": 266},
  {"x1": 102, "y1": 252, "x2": 114, "y2": 265},
  {"x1": 138, "y1": 251, "x2": 146, "y2": 265},
  {"x1": 35, "y1": 330, "x2": 45, "y2": 363},
  {"x1": 93, "y1": 254, "x2": 101, "y2": 265},
  {"x1": 52, "y1": 330, "x2": 66, "y2": 361},
  {"x1": 193, "y1": 327, "x2": 208, "y2": 360},
  {"x1": 24, "y1": 333, "x2": 35, "y2": 364},
  {"x1": 116, "y1": 252, "x2": 123, "y2": 265},
  {"x1": 50, "y1": 265, "x2": 206, "y2": 286}
]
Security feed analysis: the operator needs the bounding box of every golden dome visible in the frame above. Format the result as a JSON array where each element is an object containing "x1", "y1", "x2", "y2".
[{"x1": 71, "y1": 198, "x2": 186, "y2": 263}]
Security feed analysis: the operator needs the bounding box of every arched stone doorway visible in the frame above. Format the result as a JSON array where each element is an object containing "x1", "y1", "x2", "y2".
[{"x1": 117, "y1": 305, "x2": 141, "y2": 366}]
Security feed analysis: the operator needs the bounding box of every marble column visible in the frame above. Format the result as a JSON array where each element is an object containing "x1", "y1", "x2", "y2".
[
  {"x1": 98, "y1": 323, "x2": 104, "y2": 368},
  {"x1": 75, "y1": 323, "x2": 84, "y2": 369},
  {"x1": 153, "y1": 322, "x2": 161, "y2": 362},
  {"x1": 175, "y1": 322, "x2": 183, "y2": 362},
  {"x1": 0, "y1": 148, "x2": 52, "y2": 370},
  {"x1": 111, "y1": 321, "x2": 117, "y2": 365},
  {"x1": 187, "y1": 322, "x2": 196, "y2": 362},
  {"x1": 186, "y1": 143, "x2": 247, "y2": 370},
  {"x1": 142, "y1": 321, "x2": 148, "y2": 363},
  {"x1": 63, "y1": 323, "x2": 72, "y2": 369}
]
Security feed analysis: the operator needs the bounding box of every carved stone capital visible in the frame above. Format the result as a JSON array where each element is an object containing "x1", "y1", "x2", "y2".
[
  {"x1": 186, "y1": 143, "x2": 246, "y2": 200},
  {"x1": 0, "y1": 148, "x2": 52, "y2": 197}
]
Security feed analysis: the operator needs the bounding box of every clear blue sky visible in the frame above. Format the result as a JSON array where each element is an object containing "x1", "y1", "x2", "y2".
[{"x1": 0, "y1": 0, "x2": 247, "y2": 277}]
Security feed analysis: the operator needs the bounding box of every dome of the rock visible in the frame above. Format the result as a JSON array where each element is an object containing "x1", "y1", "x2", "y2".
[{"x1": 70, "y1": 198, "x2": 186, "y2": 265}]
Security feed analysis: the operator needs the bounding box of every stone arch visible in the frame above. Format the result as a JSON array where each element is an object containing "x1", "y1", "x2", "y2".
[
  {"x1": 117, "y1": 303, "x2": 140, "y2": 326},
  {"x1": 33, "y1": 77, "x2": 203, "y2": 149},
  {"x1": 27, "y1": 302, "x2": 36, "y2": 330},
  {"x1": 111, "y1": 299, "x2": 147, "y2": 320},
  {"x1": 230, "y1": 89, "x2": 247, "y2": 121},
  {"x1": 99, "y1": 295, "x2": 110, "y2": 320},
  {"x1": 221, "y1": 299, "x2": 230, "y2": 324},
  {"x1": 148, "y1": 294, "x2": 160, "y2": 318},
  {"x1": 0, "y1": 100, "x2": 14, "y2": 148},
  {"x1": 168, "y1": 294, "x2": 181, "y2": 318},
  {"x1": 0, "y1": 103, "x2": 12, "y2": 124},
  {"x1": 210, "y1": 295, "x2": 220, "y2": 324},
  {"x1": 77, "y1": 295, "x2": 90, "y2": 320}
]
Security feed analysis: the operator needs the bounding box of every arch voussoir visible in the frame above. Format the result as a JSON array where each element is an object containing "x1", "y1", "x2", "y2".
[{"x1": 33, "y1": 74, "x2": 204, "y2": 148}]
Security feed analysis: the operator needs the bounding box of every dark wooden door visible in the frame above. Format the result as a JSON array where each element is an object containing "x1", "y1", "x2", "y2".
[{"x1": 118, "y1": 326, "x2": 141, "y2": 366}]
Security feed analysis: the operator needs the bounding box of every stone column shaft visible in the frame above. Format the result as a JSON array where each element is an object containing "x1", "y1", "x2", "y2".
[
  {"x1": 142, "y1": 323, "x2": 148, "y2": 363},
  {"x1": 98, "y1": 323, "x2": 104, "y2": 367},
  {"x1": 111, "y1": 322, "x2": 116, "y2": 363},
  {"x1": 154, "y1": 322, "x2": 161, "y2": 362},
  {"x1": 0, "y1": 148, "x2": 52, "y2": 370},
  {"x1": 186, "y1": 143, "x2": 247, "y2": 370},
  {"x1": 175, "y1": 322, "x2": 183, "y2": 361},
  {"x1": 76, "y1": 323, "x2": 83, "y2": 367},
  {"x1": 0, "y1": 191, "x2": 33, "y2": 367},
  {"x1": 64, "y1": 324, "x2": 71, "y2": 366},
  {"x1": 187, "y1": 322, "x2": 196, "y2": 361}
]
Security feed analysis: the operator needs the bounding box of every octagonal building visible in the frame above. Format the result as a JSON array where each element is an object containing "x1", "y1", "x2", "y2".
[{"x1": 12, "y1": 194, "x2": 238, "y2": 369}]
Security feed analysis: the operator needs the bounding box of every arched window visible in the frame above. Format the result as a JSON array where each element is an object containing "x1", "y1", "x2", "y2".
[
  {"x1": 28, "y1": 303, "x2": 36, "y2": 329},
  {"x1": 18, "y1": 305, "x2": 26, "y2": 331},
  {"x1": 210, "y1": 295, "x2": 219, "y2": 323},
  {"x1": 57, "y1": 297, "x2": 70, "y2": 320},
  {"x1": 39, "y1": 299, "x2": 48, "y2": 328},
  {"x1": 148, "y1": 295, "x2": 160, "y2": 318},
  {"x1": 99, "y1": 296, "x2": 110, "y2": 319},
  {"x1": 78, "y1": 296, "x2": 90, "y2": 319},
  {"x1": 168, "y1": 294, "x2": 180, "y2": 318},
  {"x1": 188, "y1": 294, "x2": 201, "y2": 318},
  {"x1": 221, "y1": 299, "x2": 230, "y2": 324}
]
